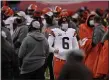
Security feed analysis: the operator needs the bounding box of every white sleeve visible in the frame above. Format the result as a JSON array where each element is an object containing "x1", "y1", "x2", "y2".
[
  {"x1": 72, "y1": 29, "x2": 79, "y2": 50},
  {"x1": 48, "y1": 34, "x2": 55, "y2": 53},
  {"x1": 72, "y1": 37, "x2": 79, "y2": 49}
]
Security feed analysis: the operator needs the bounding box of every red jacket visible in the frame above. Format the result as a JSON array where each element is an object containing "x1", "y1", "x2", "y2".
[
  {"x1": 78, "y1": 14, "x2": 102, "y2": 77},
  {"x1": 95, "y1": 40, "x2": 109, "y2": 77}
]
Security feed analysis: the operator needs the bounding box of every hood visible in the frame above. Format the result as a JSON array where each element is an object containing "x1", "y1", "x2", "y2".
[
  {"x1": 27, "y1": 31, "x2": 45, "y2": 41},
  {"x1": 86, "y1": 14, "x2": 95, "y2": 27}
]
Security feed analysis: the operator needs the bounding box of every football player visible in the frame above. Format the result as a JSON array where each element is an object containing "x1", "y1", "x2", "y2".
[
  {"x1": 25, "y1": 4, "x2": 37, "y2": 25},
  {"x1": 48, "y1": 17, "x2": 79, "y2": 79},
  {"x1": 2, "y1": 6, "x2": 18, "y2": 35}
]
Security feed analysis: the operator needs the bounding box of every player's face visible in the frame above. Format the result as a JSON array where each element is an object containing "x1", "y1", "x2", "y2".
[{"x1": 61, "y1": 22, "x2": 68, "y2": 31}]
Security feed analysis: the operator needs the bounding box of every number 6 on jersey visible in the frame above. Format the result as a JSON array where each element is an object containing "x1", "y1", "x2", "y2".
[{"x1": 62, "y1": 37, "x2": 69, "y2": 49}]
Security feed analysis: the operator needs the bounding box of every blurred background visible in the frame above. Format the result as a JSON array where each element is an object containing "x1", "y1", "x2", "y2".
[{"x1": 1, "y1": 0, "x2": 109, "y2": 11}]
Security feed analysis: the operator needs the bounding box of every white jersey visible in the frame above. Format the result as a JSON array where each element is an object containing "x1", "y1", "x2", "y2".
[
  {"x1": 48, "y1": 28, "x2": 79, "y2": 60},
  {"x1": 4, "y1": 16, "x2": 18, "y2": 35},
  {"x1": 26, "y1": 15, "x2": 34, "y2": 25}
]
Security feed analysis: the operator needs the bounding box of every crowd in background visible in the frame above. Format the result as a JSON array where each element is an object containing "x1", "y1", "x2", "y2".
[{"x1": 1, "y1": 2, "x2": 109, "y2": 80}]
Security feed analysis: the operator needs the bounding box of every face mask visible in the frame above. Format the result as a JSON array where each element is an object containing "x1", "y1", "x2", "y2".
[
  {"x1": 89, "y1": 20, "x2": 94, "y2": 26},
  {"x1": 61, "y1": 23, "x2": 68, "y2": 31}
]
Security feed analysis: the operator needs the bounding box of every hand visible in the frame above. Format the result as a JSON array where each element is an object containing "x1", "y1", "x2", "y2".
[{"x1": 54, "y1": 48, "x2": 59, "y2": 53}]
